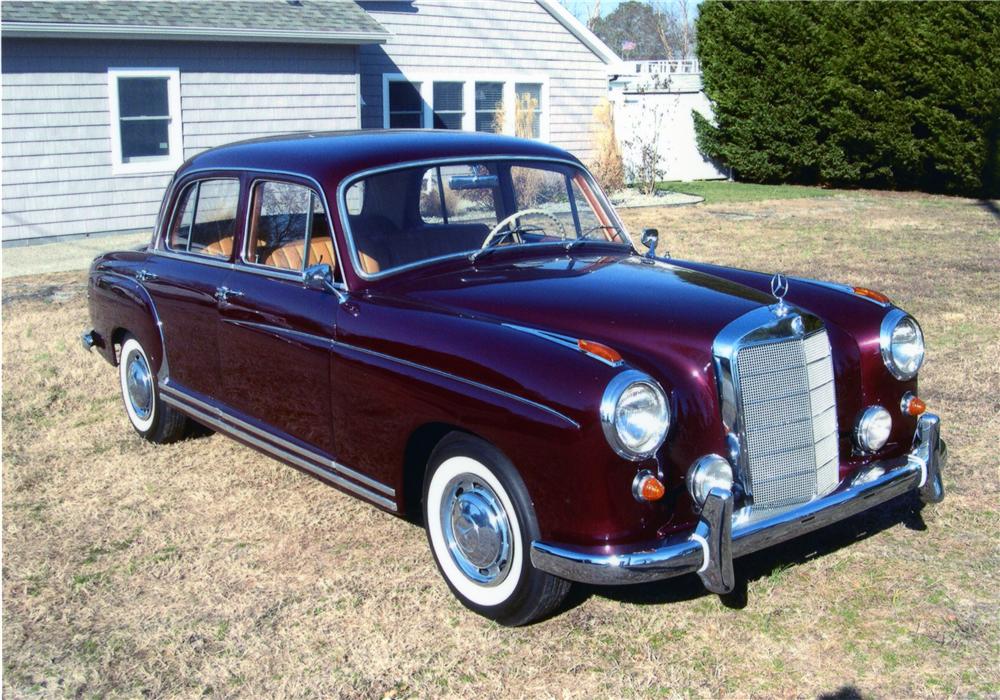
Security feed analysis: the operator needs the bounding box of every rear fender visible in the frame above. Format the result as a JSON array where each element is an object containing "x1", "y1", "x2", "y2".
[{"x1": 88, "y1": 270, "x2": 168, "y2": 379}]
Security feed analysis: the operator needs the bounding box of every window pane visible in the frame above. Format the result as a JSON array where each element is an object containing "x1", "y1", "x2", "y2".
[
  {"x1": 515, "y1": 83, "x2": 542, "y2": 139},
  {"x1": 191, "y1": 180, "x2": 240, "y2": 255},
  {"x1": 345, "y1": 181, "x2": 365, "y2": 216},
  {"x1": 389, "y1": 81, "x2": 423, "y2": 128},
  {"x1": 475, "y1": 82, "x2": 504, "y2": 133},
  {"x1": 249, "y1": 181, "x2": 334, "y2": 271},
  {"x1": 120, "y1": 118, "x2": 170, "y2": 160},
  {"x1": 433, "y1": 112, "x2": 463, "y2": 130},
  {"x1": 168, "y1": 179, "x2": 239, "y2": 257},
  {"x1": 118, "y1": 77, "x2": 169, "y2": 118},
  {"x1": 441, "y1": 164, "x2": 497, "y2": 223},
  {"x1": 168, "y1": 182, "x2": 197, "y2": 251},
  {"x1": 433, "y1": 82, "x2": 463, "y2": 112},
  {"x1": 419, "y1": 168, "x2": 445, "y2": 223},
  {"x1": 390, "y1": 112, "x2": 422, "y2": 128},
  {"x1": 433, "y1": 81, "x2": 464, "y2": 130}
]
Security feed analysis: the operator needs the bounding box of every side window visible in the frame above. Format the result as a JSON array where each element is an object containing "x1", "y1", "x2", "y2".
[
  {"x1": 167, "y1": 178, "x2": 240, "y2": 257},
  {"x1": 247, "y1": 181, "x2": 336, "y2": 272}
]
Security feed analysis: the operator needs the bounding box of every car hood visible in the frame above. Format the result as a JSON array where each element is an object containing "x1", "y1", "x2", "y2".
[{"x1": 380, "y1": 250, "x2": 775, "y2": 375}]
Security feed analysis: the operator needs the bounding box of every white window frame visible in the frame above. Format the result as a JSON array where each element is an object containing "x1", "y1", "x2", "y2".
[
  {"x1": 108, "y1": 67, "x2": 183, "y2": 176},
  {"x1": 381, "y1": 71, "x2": 550, "y2": 142}
]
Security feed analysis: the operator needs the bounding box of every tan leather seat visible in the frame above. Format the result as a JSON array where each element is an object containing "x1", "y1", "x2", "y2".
[
  {"x1": 263, "y1": 236, "x2": 337, "y2": 272},
  {"x1": 202, "y1": 236, "x2": 234, "y2": 258}
]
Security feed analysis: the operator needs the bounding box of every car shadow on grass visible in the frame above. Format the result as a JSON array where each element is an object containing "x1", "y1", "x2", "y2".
[{"x1": 560, "y1": 492, "x2": 929, "y2": 615}]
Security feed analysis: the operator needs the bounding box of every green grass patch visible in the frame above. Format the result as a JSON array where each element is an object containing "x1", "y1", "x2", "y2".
[{"x1": 658, "y1": 180, "x2": 832, "y2": 203}]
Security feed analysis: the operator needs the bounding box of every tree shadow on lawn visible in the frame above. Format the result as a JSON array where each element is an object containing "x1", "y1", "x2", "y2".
[{"x1": 561, "y1": 492, "x2": 929, "y2": 614}]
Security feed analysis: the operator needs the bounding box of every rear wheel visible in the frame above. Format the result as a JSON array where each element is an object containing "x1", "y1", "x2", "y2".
[
  {"x1": 118, "y1": 335, "x2": 187, "y2": 443},
  {"x1": 423, "y1": 434, "x2": 570, "y2": 626}
]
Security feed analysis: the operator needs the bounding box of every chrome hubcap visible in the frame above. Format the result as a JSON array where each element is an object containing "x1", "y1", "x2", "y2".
[
  {"x1": 125, "y1": 350, "x2": 153, "y2": 420},
  {"x1": 441, "y1": 476, "x2": 512, "y2": 586}
]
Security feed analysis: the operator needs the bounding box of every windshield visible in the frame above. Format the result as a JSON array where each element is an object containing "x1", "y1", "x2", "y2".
[{"x1": 341, "y1": 159, "x2": 630, "y2": 277}]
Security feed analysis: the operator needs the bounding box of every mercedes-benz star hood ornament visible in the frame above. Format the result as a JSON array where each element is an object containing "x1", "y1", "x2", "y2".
[{"x1": 771, "y1": 272, "x2": 790, "y2": 316}]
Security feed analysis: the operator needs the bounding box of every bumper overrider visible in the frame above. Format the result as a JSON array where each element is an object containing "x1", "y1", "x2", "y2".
[{"x1": 531, "y1": 413, "x2": 946, "y2": 593}]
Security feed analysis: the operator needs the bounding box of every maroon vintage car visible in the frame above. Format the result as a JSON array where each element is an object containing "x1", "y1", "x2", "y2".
[{"x1": 84, "y1": 131, "x2": 945, "y2": 625}]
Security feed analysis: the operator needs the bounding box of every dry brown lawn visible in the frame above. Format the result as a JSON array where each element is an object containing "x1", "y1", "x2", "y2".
[{"x1": 3, "y1": 189, "x2": 999, "y2": 698}]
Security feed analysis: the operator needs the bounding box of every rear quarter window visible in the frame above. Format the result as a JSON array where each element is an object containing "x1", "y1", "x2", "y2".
[{"x1": 167, "y1": 178, "x2": 240, "y2": 258}]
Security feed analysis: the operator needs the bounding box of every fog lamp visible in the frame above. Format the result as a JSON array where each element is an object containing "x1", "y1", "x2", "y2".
[
  {"x1": 856, "y1": 406, "x2": 892, "y2": 452},
  {"x1": 687, "y1": 454, "x2": 734, "y2": 505}
]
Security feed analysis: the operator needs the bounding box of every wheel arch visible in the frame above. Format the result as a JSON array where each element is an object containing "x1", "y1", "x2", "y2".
[
  {"x1": 400, "y1": 422, "x2": 496, "y2": 523},
  {"x1": 89, "y1": 271, "x2": 167, "y2": 377}
]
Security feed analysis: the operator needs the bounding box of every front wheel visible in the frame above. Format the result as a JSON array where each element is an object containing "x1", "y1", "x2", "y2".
[
  {"x1": 118, "y1": 335, "x2": 187, "y2": 443},
  {"x1": 423, "y1": 434, "x2": 570, "y2": 626}
]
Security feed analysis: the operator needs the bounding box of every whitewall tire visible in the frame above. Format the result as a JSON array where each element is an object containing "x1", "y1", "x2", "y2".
[
  {"x1": 423, "y1": 433, "x2": 570, "y2": 625},
  {"x1": 117, "y1": 334, "x2": 187, "y2": 443}
]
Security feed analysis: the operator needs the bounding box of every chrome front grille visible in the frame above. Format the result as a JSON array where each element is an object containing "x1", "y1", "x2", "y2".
[{"x1": 735, "y1": 329, "x2": 840, "y2": 510}]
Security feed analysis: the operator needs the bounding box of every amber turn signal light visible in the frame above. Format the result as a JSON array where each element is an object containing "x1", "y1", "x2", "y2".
[
  {"x1": 903, "y1": 394, "x2": 927, "y2": 416},
  {"x1": 633, "y1": 472, "x2": 665, "y2": 502},
  {"x1": 578, "y1": 338, "x2": 622, "y2": 364},
  {"x1": 853, "y1": 287, "x2": 892, "y2": 304}
]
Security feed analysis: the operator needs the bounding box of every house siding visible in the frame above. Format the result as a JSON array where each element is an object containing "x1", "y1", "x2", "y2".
[
  {"x1": 359, "y1": 0, "x2": 608, "y2": 160},
  {"x1": 1, "y1": 38, "x2": 359, "y2": 242}
]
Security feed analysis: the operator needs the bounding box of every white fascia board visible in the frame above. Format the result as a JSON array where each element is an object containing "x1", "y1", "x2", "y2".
[
  {"x1": 535, "y1": 0, "x2": 625, "y2": 69},
  {"x1": 1, "y1": 22, "x2": 389, "y2": 44}
]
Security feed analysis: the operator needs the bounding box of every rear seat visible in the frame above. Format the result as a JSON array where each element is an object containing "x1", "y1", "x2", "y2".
[{"x1": 263, "y1": 237, "x2": 337, "y2": 271}]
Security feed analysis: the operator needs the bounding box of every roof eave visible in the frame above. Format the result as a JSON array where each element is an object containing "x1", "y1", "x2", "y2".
[
  {"x1": 534, "y1": 0, "x2": 624, "y2": 69},
  {"x1": 1, "y1": 22, "x2": 389, "y2": 44}
]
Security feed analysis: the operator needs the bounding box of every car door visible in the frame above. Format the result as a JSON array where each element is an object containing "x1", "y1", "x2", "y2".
[
  {"x1": 146, "y1": 175, "x2": 242, "y2": 400},
  {"x1": 216, "y1": 176, "x2": 342, "y2": 458}
]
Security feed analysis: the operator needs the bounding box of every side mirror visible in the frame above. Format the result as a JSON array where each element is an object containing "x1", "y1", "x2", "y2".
[
  {"x1": 304, "y1": 263, "x2": 347, "y2": 302},
  {"x1": 641, "y1": 228, "x2": 659, "y2": 258}
]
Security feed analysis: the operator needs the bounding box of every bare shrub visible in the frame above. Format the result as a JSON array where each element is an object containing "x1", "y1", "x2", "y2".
[
  {"x1": 623, "y1": 103, "x2": 665, "y2": 195},
  {"x1": 589, "y1": 98, "x2": 625, "y2": 194}
]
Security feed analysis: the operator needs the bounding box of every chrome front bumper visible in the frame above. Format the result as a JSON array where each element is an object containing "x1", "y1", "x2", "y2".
[{"x1": 531, "y1": 413, "x2": 946, "y2": 593}]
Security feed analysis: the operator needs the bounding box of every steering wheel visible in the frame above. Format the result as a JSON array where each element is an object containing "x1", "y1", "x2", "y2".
[{"x1": 480, "y1": 208, "x2": 568, "y2": 249}]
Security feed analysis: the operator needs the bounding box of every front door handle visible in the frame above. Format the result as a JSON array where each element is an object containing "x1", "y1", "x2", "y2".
[
  {"x1": 214, "y1": 286, "x2": 244, "y2": 303},
  {"x1": 135, "y1": 269, "x2": 158, "y2": 283}
]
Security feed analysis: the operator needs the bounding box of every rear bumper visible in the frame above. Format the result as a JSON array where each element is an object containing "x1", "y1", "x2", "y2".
[{"x1": 530, "y1": 413, "x2": 946, "y2": 591}]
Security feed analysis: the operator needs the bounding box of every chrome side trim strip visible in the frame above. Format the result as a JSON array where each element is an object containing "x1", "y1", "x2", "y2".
[
  {"x1": 339, "y1": 343, "x2": 581, "y2": 430},
  {"x1": 221, "y1": 319, "x2": 335, "y2": 351},
  {"x1": 502, "y1": 323, "x2": 624, "y2": 367},
  {"x1": 159, "y1": 382, "x2": 395, "y2": 499},
  {"x1": 161, "y1": 394, "x2": 396, "y2": 511}
]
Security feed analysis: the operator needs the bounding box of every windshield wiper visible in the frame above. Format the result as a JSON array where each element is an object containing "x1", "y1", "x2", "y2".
[{"x1": 579, "y1": 224, "x2": 625, "y2": 240}]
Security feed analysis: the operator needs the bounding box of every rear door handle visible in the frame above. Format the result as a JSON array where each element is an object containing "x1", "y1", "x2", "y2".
[{"x1": 214, "y1": 286, "x2": 244, "y2": 303}]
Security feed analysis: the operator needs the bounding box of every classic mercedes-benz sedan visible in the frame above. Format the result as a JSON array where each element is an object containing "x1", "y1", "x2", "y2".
[{"x1": 84, "y1": 130, "x2": 945, "y2": 625}]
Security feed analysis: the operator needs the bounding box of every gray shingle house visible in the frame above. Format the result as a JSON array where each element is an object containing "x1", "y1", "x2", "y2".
[{"x1": 1, "y1": 0, "x2": 619, "y2": 244}]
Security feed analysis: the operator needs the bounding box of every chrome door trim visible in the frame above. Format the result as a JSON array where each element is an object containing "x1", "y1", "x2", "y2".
[
  {"x1": 159, "y1": 381, "x2": 396, "y2": 501},
  {"x1": 162, "y1": 166, "x2": 350, "y2": 293}
]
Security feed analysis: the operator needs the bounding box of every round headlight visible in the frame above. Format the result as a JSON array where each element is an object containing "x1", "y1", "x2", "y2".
[
  {"x1": 856, "y1": 406, "x2": 892, "y2": 452},
  {"x1": 687, "y1": 454, "x2": 734, "y2": 505},
  {"x1": 600, "y1": 370, "x2": 670, "y2": 460},
  {"x1": 880, "y1": 310, "x2": 925, "y2": 380}
]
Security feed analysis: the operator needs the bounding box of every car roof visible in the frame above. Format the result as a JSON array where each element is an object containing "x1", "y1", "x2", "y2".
[{"x1": 179, "y1": 130, "x2": 582, "y2": 188}]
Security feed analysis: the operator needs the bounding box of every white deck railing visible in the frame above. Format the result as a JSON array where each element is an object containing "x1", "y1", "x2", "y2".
[{"x1": 631, "y1": 59, "x2": 701, "y2": 75}]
